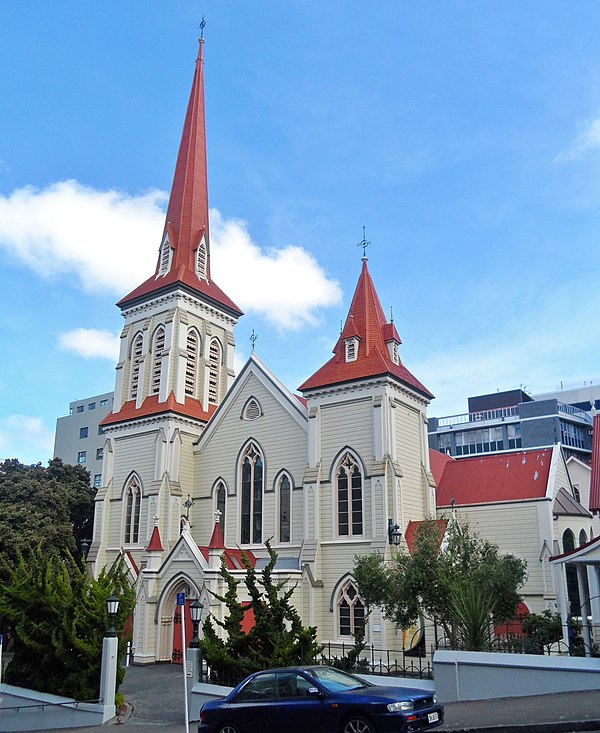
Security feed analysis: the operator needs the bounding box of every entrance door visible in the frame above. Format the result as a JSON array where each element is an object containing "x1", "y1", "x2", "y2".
[{"x1": 171, "y1": 600, "x2": 193, "y2": 664}]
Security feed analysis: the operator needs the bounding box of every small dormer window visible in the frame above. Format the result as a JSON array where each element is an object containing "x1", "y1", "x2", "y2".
[
  {"x1": 345, "y1": 338, "x2": 358, "y2": 363},
  {"x1": 158, "y1": 232, "x2": 172, "y2": 276},
  {"x1": 387, "y1": 341, "x2": 399, "y2": 364},
  {"x1": 196, "y1": 234, "x2": 207, "y2": 281}
]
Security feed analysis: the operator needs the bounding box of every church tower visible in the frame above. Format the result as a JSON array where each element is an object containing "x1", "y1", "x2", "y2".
[
  {"x1": 297, "y1": 254, "x2": 435, "y2": 648},
  {"x1": 89, "y1": 39, "x2": 242, "y2": 574}
]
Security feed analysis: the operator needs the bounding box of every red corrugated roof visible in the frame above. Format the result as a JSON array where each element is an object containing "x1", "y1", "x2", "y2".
[
  {"x1": 100, "y1": 392, "x2": 216, "y2": 426},
  {"x1": 298, "y1": 259, "x2": 433, "y2": 398},
  {"x1": 405, "y1": 519, "x2": 447, "y2": 554},
  {"x1": 436, "y1": 448, "x2": 553, "y2": 506},
  {"x1": 198, "y1": 544, "x2": 256, "y2": 571},
  {"x1": 590, "y1": 414, "x2": 600, "y2": 512},
  {"x1": 429, "y1": 448, "x2": 454, "y2": 486},
  {"x1": 117, "y1": 40, "x2": 241, "y2": 317}
]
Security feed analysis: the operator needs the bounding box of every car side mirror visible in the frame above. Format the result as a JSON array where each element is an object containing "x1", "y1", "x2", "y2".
[{"x1": 307, "y1": 687, "x2": 322, "y2": 697}]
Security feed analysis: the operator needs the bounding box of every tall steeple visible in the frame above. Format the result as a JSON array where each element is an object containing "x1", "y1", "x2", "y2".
[
  {"x1": 299, "y1": 256, "x2": 433, "y2": 399},
  {"x1": 118, "y1": 39, "x2": 242, "y2": 317}
]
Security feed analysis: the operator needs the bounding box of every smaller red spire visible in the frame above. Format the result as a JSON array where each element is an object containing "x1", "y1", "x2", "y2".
[
  {"x1": 146, "y1": 524, "x2": 164, "y2": 552},
  {"x1": 299, "y1": 258, "x2": 433, "y2": 398},
  {"x1": 208, "y1": 520, "x2": 225, "y2": 549}
]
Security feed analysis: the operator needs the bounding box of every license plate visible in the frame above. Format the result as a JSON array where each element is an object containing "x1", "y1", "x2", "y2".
[{"x1": 427, "y1": 712, "x2": 439, "y2": 723}]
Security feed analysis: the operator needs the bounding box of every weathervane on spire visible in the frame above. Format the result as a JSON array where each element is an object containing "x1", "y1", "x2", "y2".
[
  {"x1": 250, "y1": 329, "x2": 258, "y2": 353},
  {"x1": 357, "y1": 226, "x2": 370, "y2": 258},
  {"x1": 199, "y1": 16, "x2": 206, "y2": 39}
]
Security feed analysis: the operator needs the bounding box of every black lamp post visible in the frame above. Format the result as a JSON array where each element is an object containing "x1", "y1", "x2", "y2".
[
  {"x1": 189, "y1": 599, "x2": 203, "y2": 648},
  {"x1": 388, "y1": 519, "x2": 402, "y2": 547},
  {"x1": 106, "y1": 595, "x2": 120, "y2": 638}
]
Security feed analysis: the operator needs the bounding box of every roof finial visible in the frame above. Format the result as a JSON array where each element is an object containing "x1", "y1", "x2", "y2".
[
  {"x1": 357, "y1": 226, "x2": 370, "y2": 259},
  {"x1": 390, "y1": 306, "x2": 394, "y2": 323},
  {"x1": 250, "y1": 329, "x2": 258, "y2": 353},
  {"x1": 199, "y1": 16, "x2": 206, "y2": 39}
]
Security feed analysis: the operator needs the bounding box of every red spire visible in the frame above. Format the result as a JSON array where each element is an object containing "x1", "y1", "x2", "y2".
[
  {"x1": 118, "y1": 40, "x2": 242, "y2": 316},
  {"x1": 299, "y1": 258, "x2": 433, "y2": 398},
  {"x1": 146, "y1": 524, "x2": 164, "y2": 552},
  {"x1": 164, "y1": 39, "x2": 210, "y2": 276},
  {"x1": 208, "y1": 520, "x2": 225, "y2": 549},
  {"x1": 590, "y1": 414, "x2": 600, "y2": 512}
]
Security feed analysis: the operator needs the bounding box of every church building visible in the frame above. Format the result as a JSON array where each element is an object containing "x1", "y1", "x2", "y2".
[{"x1": 88, "y1": 38, "x2": 436, "y2": 664}]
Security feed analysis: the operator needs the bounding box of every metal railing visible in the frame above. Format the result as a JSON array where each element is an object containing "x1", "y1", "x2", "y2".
[{"x1": 437, "y1": 406, "x2": 519, "y2": 428}]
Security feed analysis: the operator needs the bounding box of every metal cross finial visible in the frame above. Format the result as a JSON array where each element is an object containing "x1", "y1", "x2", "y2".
[
  {"x1": 390, "y1": 306, "x2": 394, "y2": 323},
  {"x1": 199, "y1": 16, "x2": 206, "y2": 39},
  {"x1": 357, "y1": 226, "x2": 370, "y2": 258},
  {"x1": 183, "y1": 494, "x2": 195, "y2": 520},
  {"x1": 250, "y1": 329, "x2": 258, "y2": 353}
]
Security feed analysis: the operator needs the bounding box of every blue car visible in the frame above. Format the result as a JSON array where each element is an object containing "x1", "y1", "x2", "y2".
[{"x1": 198, "y1": 665, "x2": 444, "y2": 733}]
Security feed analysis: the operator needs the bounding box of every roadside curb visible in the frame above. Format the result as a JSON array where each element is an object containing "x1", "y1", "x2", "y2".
[{"x1": 444, "y1": 721, "x2": 600, "y2": 733}]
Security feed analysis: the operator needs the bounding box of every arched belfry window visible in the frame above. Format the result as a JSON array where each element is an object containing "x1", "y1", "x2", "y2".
[
  {"x1": 240, "y1": 442, "x2": 263, "y2": 545},
  {"x1": 124, "y1": 474, "x2": 142, "y2": 544},
  {"x1": 336, "y1": 452, "x2": 363, "y2": 537},
  {"x1": 196, "y1": 234, "x2": 207, "y2": 281},
  {"x1": 185, "y1": 329, "x2": 200, "y2": 398},
  {"x1": 129, "y1": 333, "x2": 144, "y2": 400},
  {"x1": 337, "y1": 579, "x2": 365, "y2": 637},
  {"x1": 151, "y1": 327, "x2": 166, "y2": 395},
  {"x1": 208, "y1": 338, "x2": 222, "y2": 405},
  {"x1": 158, "y1": 232, "x2": 172, "y2": 276},
  {"x1": 278, "y1": 473, "x2": 291, "y2": 543}
]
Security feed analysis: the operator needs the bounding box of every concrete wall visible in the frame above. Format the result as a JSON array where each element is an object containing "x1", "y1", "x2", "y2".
[
  {"x1": 0, "y1": 685, "x2": 111, "y2": 731},
  {"x1": 433, "y1": 649, "x2": 600, "y2": 702}
]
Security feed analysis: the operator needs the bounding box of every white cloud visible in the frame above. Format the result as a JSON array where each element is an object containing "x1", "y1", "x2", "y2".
[
  {"x1": 58, "y1": 328, "x2": 120, "y2": 360},
  {"x1": 210, "y1": 210, "x2": 342, "y2": 330},
  {"x1": 0, "y1": 180, "x2": 166, "y2": 293},
  {"x1": 0, "y1": 180, "x2": 342, "y2": 332},
  {"x1": 0, "y1": 415, "x2": 54, "y2": 465},
  {"x1": 554, "y1": 117, "x2": 600, "y2": 163}
]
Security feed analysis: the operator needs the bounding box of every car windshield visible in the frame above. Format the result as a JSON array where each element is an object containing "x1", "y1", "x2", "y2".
[{"x1": 306, "y1": 667, "x2": 371, "y2": 693}]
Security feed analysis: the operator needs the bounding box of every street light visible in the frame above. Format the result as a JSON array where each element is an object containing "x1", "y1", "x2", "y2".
[
  {"x1": 189, "y1": 599, "x2": 203, "y2": 648},
  {"x1": 388, "y1": 519, "x2": 402, "y2": 547},
  {"x1": 106, "y1": 595, "x2": 120, "y2": 638}
]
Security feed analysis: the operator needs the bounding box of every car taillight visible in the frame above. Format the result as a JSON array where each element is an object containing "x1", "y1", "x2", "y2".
[{"x1": 200, "y1": 711, "x2": 208, "y2": 722}]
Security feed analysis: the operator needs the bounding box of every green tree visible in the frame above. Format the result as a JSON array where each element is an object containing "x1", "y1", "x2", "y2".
[
  {"x1": 201, "y1": 540, "x2": 322, "y2": 681},
  {"x1": 0, "y1": 546, "x2": 134, "y2": 700},
  {"x1": 0, "y1": 458, "x2": 95, "y2": 561},
  {"x1": 353, "y1": 518, "x2": 527, "y2": 649}
]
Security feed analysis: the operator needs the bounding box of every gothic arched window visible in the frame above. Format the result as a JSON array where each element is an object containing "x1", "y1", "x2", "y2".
[
  {"x1": 278, "y1": 473, "x2": 291, "y2": 543},
  {"x1": 124, "y1": 474, "x2": 142, "y2": 544},
  {"x1": 240, "y1": 442, "x2": 263, "y2": 545},
  {"x1": 151, "y1": 326, "x2": 166, "y2": 395},
  {"x1": 129, "y1": 333, "x2": 144, "y2": 400},
  {"x1": 215, "y1": 481, "x2": 226, "y2": 536},
  {"x1": 185, "y1": 329, "x2": 200, "y2": 398},
  {"x1": 336, "y1": 452, "x2": 363, "y2": 537},
  {"x1": 208, "y1": 338, "x2": 222, "y2": 405},
  {"x1": 337, "y1": 580, "x2": 365, "y2": 638}
]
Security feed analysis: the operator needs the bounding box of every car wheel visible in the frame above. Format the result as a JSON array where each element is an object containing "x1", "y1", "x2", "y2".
[
  {"x1": 217, "y1": 724, "x2": 241, "y2": 733},
  {"x1": 342, "y1": 716, "x2": 375, "y2": 733}
]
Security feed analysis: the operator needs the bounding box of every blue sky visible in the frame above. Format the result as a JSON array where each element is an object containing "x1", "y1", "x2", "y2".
[{"x1": 1, "y1": 2, "x2": 599, "y2": 464}]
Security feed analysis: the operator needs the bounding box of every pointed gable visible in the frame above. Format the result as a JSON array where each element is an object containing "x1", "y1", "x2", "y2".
[
  {"x1": 117, "y1": 40, "x2": 242, "y2": 317},
  {"x1": 298, "y1": 258, "x2": 433, "y2": 398},
  {"x1": 590, "y1": 414, "x2": 600, "y2": 512}
]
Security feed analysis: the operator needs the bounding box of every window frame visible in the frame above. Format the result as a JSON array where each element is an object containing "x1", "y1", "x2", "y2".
[{"x1": 239, "y1": 442, "x2": 264, "y2": 545}]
